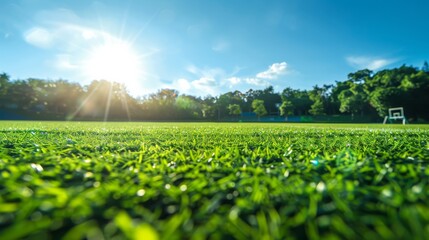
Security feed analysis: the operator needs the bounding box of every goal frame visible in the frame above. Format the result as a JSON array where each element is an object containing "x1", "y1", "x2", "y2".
[{"x1": 383, "y1": 107, "x2": 406, "y2": 124}]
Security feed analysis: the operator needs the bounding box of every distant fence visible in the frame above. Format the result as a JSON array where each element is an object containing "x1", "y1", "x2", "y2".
[
  {"x1": 224, "y1": 115, "x2": 380, "y2": 123},
  {"x1": 0, "y1": 110, "x2": 27, "y2": 120}
]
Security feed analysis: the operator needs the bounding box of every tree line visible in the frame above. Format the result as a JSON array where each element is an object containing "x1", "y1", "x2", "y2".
[{"x1": 1, "y1": 62, "x2": 428, "y2": 122}]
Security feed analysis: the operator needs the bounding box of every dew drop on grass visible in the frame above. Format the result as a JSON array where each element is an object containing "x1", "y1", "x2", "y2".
[
  {"x1": 166, "y1": 205, "x2": 177, "y2": 214},
  {"x1": 40, "y1": 201, "x2": 54, "y2": 211},
  {"x1": 381, "y1": 189, "x2": 392, "y2": 197},
  {"x1": 137, "y1": 189, "x2": 146, "y2": 196},
  {"x1": 165, "y1": 184, "x2": 171, "y2": 190},
  {"x1": 229, "y1": 208, "x2": 239, "y2": 220},
  {"x1": 84, "y1": 181, "x2": 94, "y2": 187},
  {"x1": 93, "y1": 182, "x2": 101, "y2": 188},
  {"x1": 180, "y1": 185, "x2": 187, "y2": 192},
  {"x1": 284, "y1": 170, "x2": 290, "y2": 178},
  {"x1": 30, "y1": 163, "x2": 44, "y2": 172},
  {"x1": 412, "y1": 185, "x2": 422, "y2": 194},
  {"x1": 23, "y1": 174, "x2": 33, "y2": 182},
  {"x1": 21, "y1": 187, "x2": 34, "y2": 197},
  {"x1": 31, "y1": 211, "x2": 43, "y2": 221},
  {"x1": 310, "y1": 160, "x2": 319, "y2": 166},
  {"x1": 84, "y1": 172, "x2": 94, "y2": 178},
  {"x1": 316, "y1": 182, "x2": 326, "y2": 192}
]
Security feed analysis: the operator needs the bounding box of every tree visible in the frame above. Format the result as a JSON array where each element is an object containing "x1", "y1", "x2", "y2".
[
  {"x1": 175, "y1": 95, "x2": 202, "y2": 119},
  {"x1": 347, "y1": 69, "x2": 373, "y2": 83},
  {"x1": 309, "y1": 100, "x2": 325, "y2": 115},
  {"x1": 248, "y1": 86, "x2": 281, "y2": 115},
  {"x1": 217, "y1": 91, "x2": 245, "y2": 119},
  {"x1": 252, "y1": 99, "x2": 267, "y2": 120},
  {"x1": 2, "y1": 63, "x2": 429, "y2": 122},
  {"x1": 140, "y1": 88, "x2": 179, "y2": 120},
  {"x1": 201, "y1": 96, "x2": 217, "y2": 119},
  {"x1": 75, "y1": 80, "x2": 135, "y2": 120},
  {"x1": 280, "y1": 88, "x2": 312, "y2": 115},
  {"x1": 5, "y1": 79, "x2": 35, "y2": 111},
  {"x1": 227, "y1": 104, "x2": 241, "y2": 116},
  {"x1": 308, "y1": 85, "x2": 327, "y2": 115},
  {"x1": 365, "y1": 65, "x2": 429, "y2": 120},
  {"x1": 0, "y1": 72, "x2": 10, "y2": 89},
  {"x1": 422, "y1": 61, "x2": 429, "y2": 73},
  {"x1": 279, "y1": 100, "x2": 294, "y2": 117},
  {"x1": 50, "y1": 80, "x2": 84, "y2": 116},
  {"x1": 0, "y1": 73, "x2": 11, "y2": 107},
  {"x1": 336, "y1": 70, "x2": 372, "y2": 117}
]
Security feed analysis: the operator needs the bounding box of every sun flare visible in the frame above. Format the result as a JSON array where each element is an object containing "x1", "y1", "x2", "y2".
[{"x1": 83, "y1": 39, "x2": 143, "y2": 86}]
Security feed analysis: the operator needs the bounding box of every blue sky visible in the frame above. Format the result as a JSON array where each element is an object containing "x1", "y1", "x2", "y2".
[{"x1": 1, "y1": 0, "x2": 428, "y2": 97}]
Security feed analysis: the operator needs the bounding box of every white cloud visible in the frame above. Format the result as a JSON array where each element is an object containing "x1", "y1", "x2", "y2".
[
  {"x1": 54, "y1": 54, "x2": 78, "y2": 70},
  {"x1": 187, "y1": 70, "x2": 219, "y2": 96},
  {"x1": 169, "y1": 78, "x2": 192, "y2": 93},
  {"x1": 186, "y1": 65, "x2": 200, "y2": 75},
  {"x1": 186, "y1": 65, "x2": 225, "y2": 78},
  {"x1": 187, "y1": 22, "x2": 209, "y2": 38},
  {"x1": 245, "y1": 77, "x2": 268, "y2": 86},
  {"x1": 167, "y1": 61, "x2": 290, "y2": 96},
  {"x1": 24, "y1": 27, "x2": 54, "y2": 48},
  {"x1": 346, "y1": 56, "x2": 395, "y2": 70},
  {"x1": 226, "y1": 77, "x2": 241, "y2": 85},
  {"x1": 24, "y1": 23, "x2": 109, "y2": 52},
  {"x1": 185, "y1": 61, "x2": 291, "y2": 94},
  {"x1": 166, "y1": 65, "x2": 226, "y2": 96},
  {"x1": 212, "y1": 39, "x2": 230, "y2": 52},
  {"x1": 256, "y1": 62, "x2": 288, "y2": 79},
  {"x1": 193, "y1": 77, "x2": 216, "y2": 87},
  {"x1": 167, "y1": 77, "x2": 218, "y2": 96}
]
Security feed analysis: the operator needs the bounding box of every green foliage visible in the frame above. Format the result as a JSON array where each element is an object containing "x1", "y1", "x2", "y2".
[
  {"x1": 338, "y1": 81, "x2": 367, "y2": 116},
  {"x1": 309, "y1": 100, "x2": 325, "y2": 115},
  {"x1": 251, "y1": 99, "x2": 267, "y2": 118},
  {"x1": 0, "y1": 72, "x2": 10, "y2": 90},
  {"x1": 308, "y1": 85, "x2": 328, "y2": 115},
  {"x1": 279, "y1": 100, "x2": 294, "y2": 116},
  {"x1": 1, "y1": 63, "x2": 429, "y2": 121},
  {"x1": 280, "y1": 88, "x2": 312, "y2": 115},
  {"x1": 227, "y1": 104, "x2": 242, "y2": 116},
  {"x1": 422, "y1": 61, "x2": 429, "y2": 73},
  {"x1": 366, "y1": 65, "x2": 429, "y2": 119},
  {"x1": 0, "y1": 122, "x2": 429, "y2": 239}
]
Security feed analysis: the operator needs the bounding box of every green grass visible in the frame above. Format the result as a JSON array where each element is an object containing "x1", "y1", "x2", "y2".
[{"x1": 1, "y1": 121, "x2": 429, "y2": 240}]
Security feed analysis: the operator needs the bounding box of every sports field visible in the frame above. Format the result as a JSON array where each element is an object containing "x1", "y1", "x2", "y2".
[{"x1": 1, "y1": 121, "x2": 429, "y2": 239}]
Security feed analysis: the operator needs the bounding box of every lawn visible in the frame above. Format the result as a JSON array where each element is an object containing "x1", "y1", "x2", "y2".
[{"x1": 0, "y1": 121, "x2": 429, "y2": 239}]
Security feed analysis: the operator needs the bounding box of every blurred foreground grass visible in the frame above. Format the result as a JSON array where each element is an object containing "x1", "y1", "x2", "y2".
[{"x1": 0, "y1": 121, "x2": 429, "y2": 239}]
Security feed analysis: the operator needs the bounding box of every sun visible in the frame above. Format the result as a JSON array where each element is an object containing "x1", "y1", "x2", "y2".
[{"x1": 82, "y1": 38, "x2": 143, "y2": 86}]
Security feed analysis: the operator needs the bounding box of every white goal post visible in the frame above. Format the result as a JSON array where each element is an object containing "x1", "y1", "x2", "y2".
[{"x1": 383, "y1": 107, "x2": 406, "y2": 125}]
